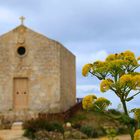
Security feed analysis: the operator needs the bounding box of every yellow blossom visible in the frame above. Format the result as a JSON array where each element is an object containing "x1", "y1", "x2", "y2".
[
  {"x1": 134, "y1": 129, "x2": 140, "y2": 140},
  {"x1": 123, "y1": 51, "x2": 138, "y2": 65},
  {"x1": 118, "y1": 52, "x2": 124, "y2": 59},
  {"x1": 93, "y1": 61, "x2": 106, "y2": 67},
  {"x1": 134, "y1": 108, "x2": 140, "y2": 121},
  {"x1": 105, "y1": 51, "x2": 138, "y2": 66},
  {"x1": 132, "y1": 75, "x2": 140, "y2": 89},
  {"x1": 108, "y1": 59, "x2": 125, "y2": 69},
  {"x1": 93, "y1": 97, "x2": 111, "y2": 110},
  {"x1": 82, "y1": 64, "x2": 93, "y2": 76},
  {"x1": 137, "y1": 56, "x2": 140, "y2": 61},
  {"x1": 93, "y1": 61, "x2": 108, "y2": 75},
  {"x1": 82, "y1": 95, "x2": 97, "y2": 110},
  {"x1": 106, "y1": 54, "x2": 116, "y2": 61},
  {"x1": 100, "y1": 79, "x2": 113, "y2": 92},
  {"x1": 119, "y1": 74, "x2": 133, "y2": 87},
  {"x1": 123, "y1": 50, "x2": 135, "y2": 57},
  {"x1": 124, "y1": 55, "x2": 137, "y2": 65}
]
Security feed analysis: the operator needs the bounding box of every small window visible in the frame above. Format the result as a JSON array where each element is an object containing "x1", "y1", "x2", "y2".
[{"x1": 17, "y1": 47, "x2": 26, "y2": 56}]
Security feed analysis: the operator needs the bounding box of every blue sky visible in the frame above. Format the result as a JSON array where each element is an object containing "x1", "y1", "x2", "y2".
[{"x1": 0, "y1": 0, "x2": 140, "y2": 109}]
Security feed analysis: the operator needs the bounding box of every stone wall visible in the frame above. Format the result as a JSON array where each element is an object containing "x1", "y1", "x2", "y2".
[
  {"x1": 60, "y1": 44, "x2": 76, "y2": 111},
  {"x1": 0, "y1": 25, "x2": 76, "y2": 120}
]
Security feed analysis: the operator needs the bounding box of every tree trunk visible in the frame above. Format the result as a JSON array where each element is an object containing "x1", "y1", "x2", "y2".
[
  {"x1": 121, "y1": 100, "x2": 128, "y2": 116},
  {"x1": 121, "y1": 100, "x2": 134, "y2": 140}
]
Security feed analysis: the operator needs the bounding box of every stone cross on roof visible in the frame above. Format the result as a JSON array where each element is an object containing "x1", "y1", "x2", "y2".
[{"x1": 19, "y1": 16, "x2": 25, "y2": 25}]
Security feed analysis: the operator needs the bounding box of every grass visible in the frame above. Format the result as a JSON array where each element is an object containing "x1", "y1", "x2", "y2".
[
  {"x1": 68, "y1": 110, "x2": 120, "y2": 129},
  {"x1": 66, "y1": 109, "x2": 129, "y2": 138}
]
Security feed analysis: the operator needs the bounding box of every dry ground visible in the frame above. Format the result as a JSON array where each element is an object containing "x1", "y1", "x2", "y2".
[
  {"x1": 0, "y1": 130, "x2": 27, "y2": 140},
  {"x1": 0, "y1": 129, "x2": 131, "y2": 140},
  {"x1": 92, "y1": 135, "x2": 131, "y2": 140}
]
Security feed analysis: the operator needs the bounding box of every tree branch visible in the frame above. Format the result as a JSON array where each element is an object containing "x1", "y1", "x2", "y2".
[{"x1": 127, "y1": 91, "x2": 140, "y2": 100}]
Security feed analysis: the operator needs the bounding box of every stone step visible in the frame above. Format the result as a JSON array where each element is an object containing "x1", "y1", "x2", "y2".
[{"x1": 11, "y1": 122, "x2": 23, "y2": 130}]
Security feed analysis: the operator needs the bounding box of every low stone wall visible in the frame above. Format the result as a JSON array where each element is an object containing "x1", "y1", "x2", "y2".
[
  {"x1": 0, "y1": 101, "x2": 83, "y2": 128},
  {"x1": 38, "y1": 102, "x2": 83, "y2": 121},
  {"x1": 0, "y1": 110, "x2": 38, "y2": 128}
]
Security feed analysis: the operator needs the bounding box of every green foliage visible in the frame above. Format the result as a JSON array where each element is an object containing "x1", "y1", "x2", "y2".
[
  {"x1": 92, "y1": 97, "x2": 111, "y2": 111},
  {"x1": 80, "y1": 125, "x2": 104, "y2": 138},
  {"x1": 23, "y1": 118, "x2": 64, "y2": 139},
  {"x1": 108, "y1": 109, "x2": 122, "y2": 116},
  {"x1": 23, "y1": 129, "x2": 35, "y2": 139},
  {"x1": 133, "y1": 108, "x2": 140, "y2": 121},
  {"x1": 82, "y1": 50, "x2": 140, "y2": 139},
  {"x1": 67, "y1": 113, "x2": 87, "y2": 123},
  {"x1": 117, "y1": 127, "x2": 129, "y2": 134},
  {"x1": 105, "y1": 127, "x2": 117, "y2": 140},
  {"x1": 80, "y1": 125, "x2": 95, "y2": 137},
  {"x1": 80, "y1": 125, "x2": 106, "y2": 138},
  {"x1": 72, "y1": 123, "x2": 82, "y2": 129},
  {"x1": 118, "y1": 114, "x2": 134, "y2": 125},
  {"x1": 50, "y1": 122, "x2": 64, "y2": 133}
]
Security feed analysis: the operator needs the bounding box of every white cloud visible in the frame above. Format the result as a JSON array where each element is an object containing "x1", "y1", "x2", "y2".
[
  {"x1": 77, "y1": 84, "x2": 100, "y2": 98},
  {"x1": 85, "y1": 50, "x2": 108, "y2": 62},
  {"x1": 77, "y1": 84, "x2": 100, "y2": 92},
  {"x1": 77, "y1": 50, "x2": 108, "y2": 68}
]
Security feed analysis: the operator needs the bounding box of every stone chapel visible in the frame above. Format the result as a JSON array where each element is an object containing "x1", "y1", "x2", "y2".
[{"x1": 0, "y1": 20, "x2": 76, "y2": 119}]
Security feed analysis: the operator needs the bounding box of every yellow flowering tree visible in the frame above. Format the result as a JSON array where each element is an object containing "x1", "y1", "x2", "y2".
[
  {"x1": 131, "y1": 108, "x2": 140, "y2": 129},
  {"x1": 82, "y1": 50, "x2": 140, "y2": 140},
  {"x1": 93, "y1": 97, "x2": 111, "y2": 111},
  {"x1": 82, "y1": 95, "x2": 97, "y2": 110},
  {"x1": 134, "y1": 129, "x2": 140, "y2": 140},
  {"x1": 82, "y1": 95, "x2": 111, "y2": 111}
]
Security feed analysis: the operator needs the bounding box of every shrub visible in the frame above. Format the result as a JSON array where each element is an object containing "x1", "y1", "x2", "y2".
[
  {"x1": 80, "y1": 125, "x2": 98, "y2": 138},
  {"x1": 72, "y1": 123, "x2": 82, "y2": 129},
  {"x1": 24, "y1": 129, "x2": 35, "y2": 139},
  {"x1": 117, "y1": 127, "x2": 129, "y2": 134},
  {"x1": 67, "y1": 113, "x2": 87, "y2": 123},
  {"x1": 23, "y1": 118, "x2": 64, "y2": 139},
  {"x1": 108, "y1": 109, "x2": 122, "y2": 116},
  {"x1": 105, "y1": 127, "x2": 117, "y2": 139},
  {"x1": 50, "y1": 122, "x2": 64, "y2": 133}
]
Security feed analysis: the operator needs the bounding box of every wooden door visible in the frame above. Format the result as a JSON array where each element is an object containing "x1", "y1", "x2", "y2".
[{"x1": 13, "y1": 78, "x2": 28, "y2": 110}]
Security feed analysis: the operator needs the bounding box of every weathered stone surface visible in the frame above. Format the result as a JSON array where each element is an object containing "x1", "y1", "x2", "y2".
[
  {"x1": 64, "y1": 129, "x2": 88, "y2": 139},
  {"x1": 71, "y1": 130, "x2": 88, "y2": 139},
  {"x1": 0, "y1": 25, "x2": 76, "y2": 120},
  {"x1": 64, "y1": 131, "x2": 72, "y2": 139},
  {"x1": 35, "y1": 130, "x2": 63, "y2": 140},
  {"x1": 11, "y1": 122, "x2": 23, "y2": 130}
]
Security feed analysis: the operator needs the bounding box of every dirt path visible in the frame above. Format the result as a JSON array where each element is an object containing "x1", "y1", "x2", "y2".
[
  {"x1": 0, "y1": 130, "x2": 28, "y2": 140},
  {"x1": 115, "y1": 135, "x2": 131, "y2": 140},
  {"x1": 89, "y1": 135, "x2": 131, "y2": 140},
  {"x1": 0, "y1": 129, "x2": 131, "y2": 140}
]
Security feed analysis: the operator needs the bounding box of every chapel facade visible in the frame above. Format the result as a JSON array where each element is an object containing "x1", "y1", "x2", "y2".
[{"x1": 0, "y1": 23, "x2": 76, "y2": 120}]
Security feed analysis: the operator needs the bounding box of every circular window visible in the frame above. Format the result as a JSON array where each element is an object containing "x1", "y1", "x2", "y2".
[{"x1": 17, "y1": 47, "x2": 26, "y2": 56}]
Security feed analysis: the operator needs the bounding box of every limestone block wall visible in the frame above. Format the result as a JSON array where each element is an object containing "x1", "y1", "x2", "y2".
[
  {"x1": 21, "y1": 28, "x2": 61, "y2": 113},
  {"x1": 0, "y1": 25, "x2": 76, "y2": 117},
  {"x1": 0, "y1": 33, "x2": 16, "y2": 111},
  {"x1": 60, "y1": 44, "x2": 76, "y2": 111}
]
